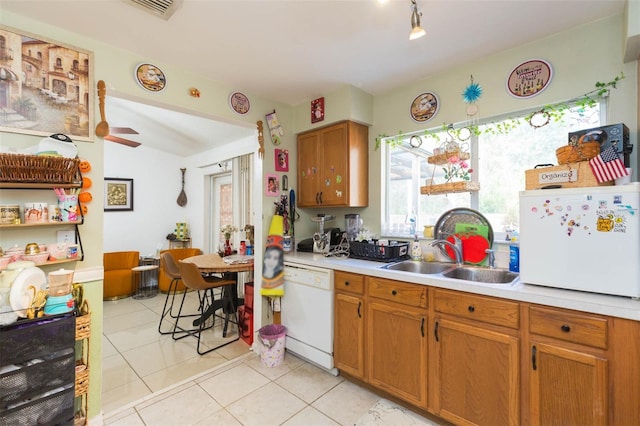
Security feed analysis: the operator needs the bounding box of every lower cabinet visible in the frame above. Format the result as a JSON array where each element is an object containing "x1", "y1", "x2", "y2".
[
  {"x1": 334, "y1": 271, "x2": 366, "y2": 380},
  {"x1": 432, "y1": 318, "x2": 520, "y2": 425},
  {"x1": 367, "y1": 299, "x2": 427, "y2": 408},
  {"x1": 432, "y1": 289, "x2": 520, "y2": 426},
  {"x1": 527, "y1": 306, "x2": 609, "y2": 426},
  {"x1": 332, "y1": 272, "x2": 640, "y2": 426}
]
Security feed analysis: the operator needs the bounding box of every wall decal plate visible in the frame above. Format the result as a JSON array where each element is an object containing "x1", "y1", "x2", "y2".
[
  {"x1": 410, "y1": 92, "x2": 439, "y2": 123},
  {"x1": 229, "y1": 92, "x2": 250, "y2": 115},
  {"x1": 506, "y1": 59, "x2": 553, "y2": 98},
  {"x1": 135, "y1": 63, "x2": 166, "y2": 92}
]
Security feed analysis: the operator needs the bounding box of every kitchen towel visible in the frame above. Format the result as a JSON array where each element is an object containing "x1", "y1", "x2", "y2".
[{"x1": 589, "y1": 146, "x2": 628, "y2": 183}]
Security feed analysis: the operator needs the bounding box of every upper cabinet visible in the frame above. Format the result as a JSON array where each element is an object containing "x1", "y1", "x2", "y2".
[{"x1": 297, "y1": 121, "x2": 369, "y2": 208}]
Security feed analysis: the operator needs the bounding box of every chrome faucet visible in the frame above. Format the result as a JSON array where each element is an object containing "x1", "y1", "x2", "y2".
[
  {"x1": 485, "y1": 248, "x2": 496, "y2": 269},
  {"x1": 430, "y1": 235, "x2": 464, "y2": 266}
]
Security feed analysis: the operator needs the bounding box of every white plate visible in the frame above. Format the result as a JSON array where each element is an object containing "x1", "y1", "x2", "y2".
[{"x1": 10, "y1": 267, "x2": 46, "y2": 318}]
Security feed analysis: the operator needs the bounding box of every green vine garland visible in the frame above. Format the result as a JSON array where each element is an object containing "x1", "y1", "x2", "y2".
[{"x1": 375, "y1": 72, "x2": 625, "y2": 150}]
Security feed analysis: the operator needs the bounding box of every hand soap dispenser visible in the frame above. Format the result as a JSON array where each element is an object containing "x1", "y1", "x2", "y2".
[{"x1": 411, "y1": 235, "x2": 422, "y2": 261}]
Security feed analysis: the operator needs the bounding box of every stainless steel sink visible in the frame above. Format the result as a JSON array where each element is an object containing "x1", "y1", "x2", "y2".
[
  {"x1": 382, "y1": 261, "x2": 455, "y2": 275},
  {"x1": 442, "y1": 267, "x2": 519, "y2": 284}
]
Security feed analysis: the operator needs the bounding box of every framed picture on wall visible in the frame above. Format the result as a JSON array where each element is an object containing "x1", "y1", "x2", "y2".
[
  {"x1": 275, "y1": 149, "x2": 288, "y2": 172},
  {"x1": 104, "y1": 178, "x2": 134, "y2": 211},
  {"x1": 0, "y1": 25, "x2": 94, "y2": 141},
  {"x1": 265, "y1": 174, "x2": 279, "y2": 196},
  {"x1": 311, "y1": 97, "x2": 324, "y2": 123}
]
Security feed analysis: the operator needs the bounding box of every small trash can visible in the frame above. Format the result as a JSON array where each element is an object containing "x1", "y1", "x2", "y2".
[{"x1": 258, "y1": 324, "x2": 287, "y2": 368}]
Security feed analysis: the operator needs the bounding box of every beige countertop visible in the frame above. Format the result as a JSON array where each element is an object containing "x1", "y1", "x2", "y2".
[{"x1": 283, "y1": 251, "x2": 640, "y2": 321}]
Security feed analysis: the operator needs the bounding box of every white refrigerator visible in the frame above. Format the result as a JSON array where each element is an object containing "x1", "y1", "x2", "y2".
[{"x1": 519, "y1": 184, "x2": 640, "y2": 298}]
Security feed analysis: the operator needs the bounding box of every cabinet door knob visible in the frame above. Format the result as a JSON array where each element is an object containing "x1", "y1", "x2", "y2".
[
  {"x1": 391, "y1": 290, "x2": 397, "y2": 296},
  {"x1": 561, "y1": 324, "x2": 571, "y2": 332},
  {"x1": 344, "y1": 281, "x2": 350, "y2": 286},
  {"x1": 468, "y1": 305, "x2": 475, "y2": 313}
]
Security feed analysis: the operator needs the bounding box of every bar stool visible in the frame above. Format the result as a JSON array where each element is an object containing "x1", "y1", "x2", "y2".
[
  {"x1": 173, "y1": 261, "x2": 239, "y2": 355},
  {"x1": 158, "y1": 252, "x2": 195, "y2": 335}
]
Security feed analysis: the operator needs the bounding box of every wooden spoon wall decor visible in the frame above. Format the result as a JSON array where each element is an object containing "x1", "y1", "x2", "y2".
[
  {"x1": 177, "y1": 168, "x2": 188, "y2": 206},
  {"x1": 95, "y1": 80, "x2": 109, "y2": 137}
]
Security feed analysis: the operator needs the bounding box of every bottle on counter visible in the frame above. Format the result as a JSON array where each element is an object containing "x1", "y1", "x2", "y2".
[
  {"x1": 411, "y1": 235, "x2": 422, "y2": 261},
  {"x1": 509, "y1": 233, "x2": 520, "y2": 273}
]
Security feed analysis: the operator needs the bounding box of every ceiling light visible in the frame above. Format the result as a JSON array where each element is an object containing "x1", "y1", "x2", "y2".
[{"x1": 409, "y1": 0, "x2": 426, "y2": 40}]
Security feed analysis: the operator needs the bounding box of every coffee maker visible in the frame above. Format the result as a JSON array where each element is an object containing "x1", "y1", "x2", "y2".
[{"x1": 345, "y1": 214, "x2": 362, "y2": 241}]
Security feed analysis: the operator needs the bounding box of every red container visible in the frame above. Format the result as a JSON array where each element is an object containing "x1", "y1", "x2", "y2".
[
  {"x1": 238, "y1": 306, "x2": 253, "y2": 345},
  {"x1": 244, "y1": 281, "x2": 254, "y2": 311}
]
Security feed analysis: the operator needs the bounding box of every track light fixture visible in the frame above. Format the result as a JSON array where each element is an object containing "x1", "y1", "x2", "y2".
[{"x1": 409, "y1": 0, "x2": 426, "y2": 40}]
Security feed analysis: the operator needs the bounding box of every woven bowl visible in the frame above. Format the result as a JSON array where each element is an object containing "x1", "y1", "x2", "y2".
[{"x1": 556, "y1": 141, "x2": 600, "y2": 164}]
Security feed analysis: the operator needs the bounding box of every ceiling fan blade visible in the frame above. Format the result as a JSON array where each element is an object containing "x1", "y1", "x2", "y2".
[
  {"x1": 109, "y1": 127, "x2": 139, "y2": 135},
  {"x1": 104, "y1": 134, "x2": 142, "y2": 147}
]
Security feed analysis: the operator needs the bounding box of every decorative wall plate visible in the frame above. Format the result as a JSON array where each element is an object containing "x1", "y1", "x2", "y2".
[
  {"x1": 135, "y1": 63, "x2": 166, "y2": 92},
  {"x1": 229, "y1": 92, "x2": 250, "y2": 115},
  {"x1": 506, "y1": 59, "x2": 553, "y2": 99},
  {"x1": 410, "y1": 92, "x2": 439, "y2": 123}
]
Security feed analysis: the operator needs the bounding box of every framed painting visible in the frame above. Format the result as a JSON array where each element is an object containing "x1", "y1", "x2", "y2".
[
  {"x1": 104, "y1": 178, "x2": 134, "y2": 211},
  {"x1": 0, "y1": 25, "x2": 94, "y2": 141}
]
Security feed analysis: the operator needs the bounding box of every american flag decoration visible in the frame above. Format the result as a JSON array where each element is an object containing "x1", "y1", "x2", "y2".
[{"x1": 589, "y1": 146, "x2": 628, "y2": 183}]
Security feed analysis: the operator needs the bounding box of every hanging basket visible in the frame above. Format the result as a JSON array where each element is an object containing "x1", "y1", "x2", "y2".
[
  {"x1": 420, "y1": 181, "x2": 480, "y2": 195},
  {"x1": 555, "y1": 141, "x2": 600, "y2": 164}
]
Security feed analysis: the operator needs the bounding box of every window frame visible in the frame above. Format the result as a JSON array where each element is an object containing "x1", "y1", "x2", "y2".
[{"x1": 382, "y1": 101, "x2": 605, "y2": 242}]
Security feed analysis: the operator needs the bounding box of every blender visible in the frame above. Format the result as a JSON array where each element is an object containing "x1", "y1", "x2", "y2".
[{"x1": 44, "y1": 269, "x2": 75, "y2": 314}]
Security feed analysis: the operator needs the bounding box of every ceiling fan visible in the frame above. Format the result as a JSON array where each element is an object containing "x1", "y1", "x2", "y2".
[{"x1": 104, "y1": 127, "x2": 141, "y2": 148}]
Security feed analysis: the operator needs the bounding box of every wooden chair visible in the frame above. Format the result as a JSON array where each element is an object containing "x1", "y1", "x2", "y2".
[{"x1": 172, "y1": 261, "x2": 239, "y2": 355}]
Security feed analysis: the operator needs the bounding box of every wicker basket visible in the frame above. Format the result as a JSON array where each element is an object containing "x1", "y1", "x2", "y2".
[
  {"x1": 75, "y1": 363, "x2": 89, "y2": 397},
  {"x1": 555, "y1": 141, "x2": 600, "y2": 164},
  {"x1": 420, "y1": 181, "x2": 480, "y2": 195},
  {"x1": 75, "y1": 313, "x2": 91, "y2": 340},
  {"x1": 0, "y1": 153, "x2": 80, "y2": 183}
]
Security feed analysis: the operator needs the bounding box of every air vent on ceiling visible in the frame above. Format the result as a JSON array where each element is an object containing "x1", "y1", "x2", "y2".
[{"x1": 125, "y1": 0, "x2": 183, "y2": 20}]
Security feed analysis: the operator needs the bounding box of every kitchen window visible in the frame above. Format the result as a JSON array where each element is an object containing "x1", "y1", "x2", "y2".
[{"x1": 382, "y1": 103, "x2": 602, "y2": 241}]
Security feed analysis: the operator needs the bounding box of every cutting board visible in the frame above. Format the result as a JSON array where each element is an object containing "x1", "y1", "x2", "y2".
[
  {"x1": 455, "y1": 223, "x2": 490, "y2": 239},
  {"x1": 448, "y1": 223, "x2": 491, "y2": 264},
  {"x1": 445, "y1": 234, "x2": 490, "y2": 264}
]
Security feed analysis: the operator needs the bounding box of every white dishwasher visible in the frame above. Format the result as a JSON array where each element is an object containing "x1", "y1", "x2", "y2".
[{"x1": 281, "y1": 262, "x2": 337, "y2": 375}]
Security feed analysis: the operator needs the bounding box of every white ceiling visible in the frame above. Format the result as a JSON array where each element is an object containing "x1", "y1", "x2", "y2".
[{"x1": 2, "y1": 0, "x2": 626, "y2": 155}]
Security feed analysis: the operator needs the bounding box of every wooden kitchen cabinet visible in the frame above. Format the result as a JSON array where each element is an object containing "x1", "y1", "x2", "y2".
[
  {"x1": 527, "y1": 306, "x2": 608, "y2": 426},
  {"x1": 297, "y1": 120, "x2": 368, "y2": 208},
  {"x1": 432, "y1": 289, "x2": 520, "y2": 426},
  {"x1": 333, "y1": 271, "x2": 366, "y2": 380},
  {"x1": 366, "y1": 277, "x2": 428, "y2": 408}
]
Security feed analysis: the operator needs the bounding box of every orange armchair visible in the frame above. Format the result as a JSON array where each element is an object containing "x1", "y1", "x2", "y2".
[
  {"x1": 103, "y1": 251, "x2": 140, "y2": 300},
  {"x1": 158, "y1": 248, "x2": 202, "y2": 293}
]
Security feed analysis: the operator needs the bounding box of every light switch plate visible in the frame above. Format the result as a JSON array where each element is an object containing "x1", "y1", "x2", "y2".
[{"x1": 57, "y1": 230, "x2": 76, "y2": 244}]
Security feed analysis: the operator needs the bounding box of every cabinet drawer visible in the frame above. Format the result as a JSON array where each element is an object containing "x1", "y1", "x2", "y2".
[
  {"x1": 335, "y1": 271, "x2": 364, "y2": 295},
  {"x1": 529, "y1": 306, "x2": 608, "y2": 349},
  {"x1": 367, "y1": 277, "x2": 427, "y2": 308},
  {"x1": 434, "y1": 289, "x2": 519, "y2": 329}
]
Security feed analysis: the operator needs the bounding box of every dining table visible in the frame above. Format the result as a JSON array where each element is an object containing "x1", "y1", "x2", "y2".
[{"x1": 181, "y1": 253, "x2": 254, "y2": 335}]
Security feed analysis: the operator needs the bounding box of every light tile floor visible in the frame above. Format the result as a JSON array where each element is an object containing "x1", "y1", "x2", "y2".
[{"x1": 103, "y1": 293, "x2": 443, "y2": 425}]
